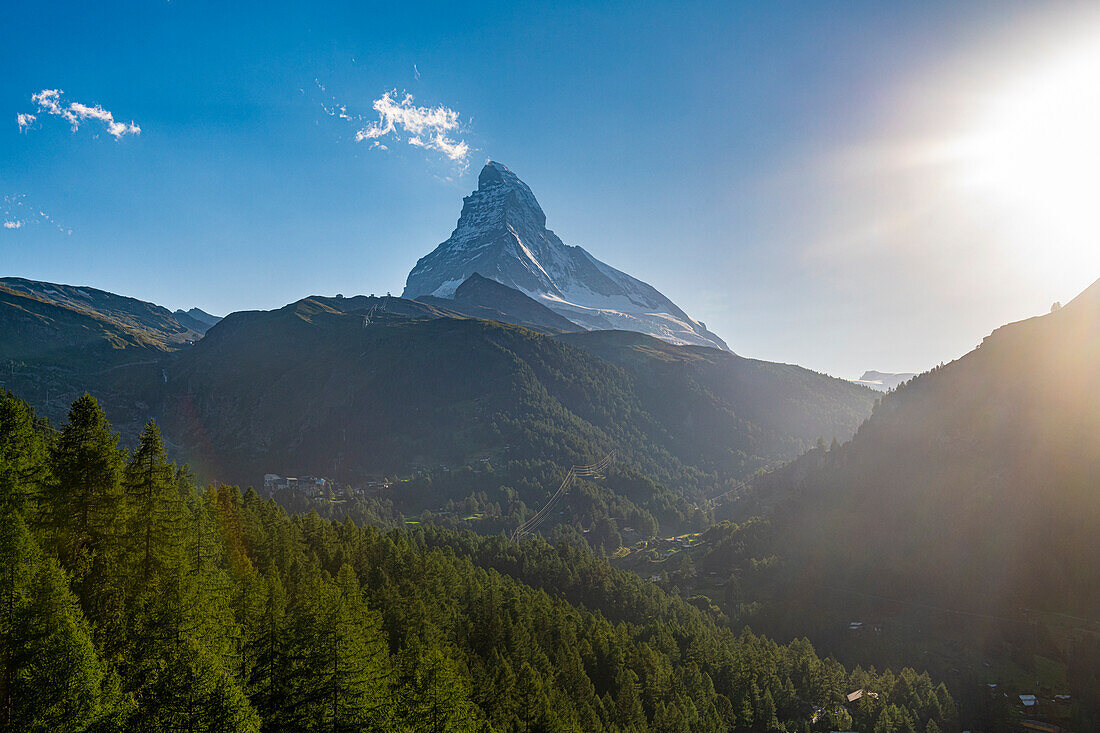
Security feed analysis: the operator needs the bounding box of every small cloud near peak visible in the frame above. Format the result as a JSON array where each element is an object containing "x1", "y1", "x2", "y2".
[{"x1": 355, "y1": 91, "x2": 469, "y2": 164}]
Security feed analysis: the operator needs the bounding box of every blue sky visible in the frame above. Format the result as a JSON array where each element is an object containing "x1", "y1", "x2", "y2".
[{"x1": 4, "y1": 1, "x2": 1099, "y2": 377}]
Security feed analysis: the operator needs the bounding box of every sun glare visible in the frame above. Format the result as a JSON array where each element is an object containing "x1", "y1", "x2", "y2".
[{"x1": 959, "y1": 29, "x2": 1100, "y2": 294}]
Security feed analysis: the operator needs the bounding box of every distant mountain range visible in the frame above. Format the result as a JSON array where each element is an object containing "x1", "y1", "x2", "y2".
[
  {"x1": 0, "y1": 277, "x2": 210, "y2": 433},
  {"x1": 156, "y1": 295, "x2": 873, "y2": 491},
  {"x1": 0, "y1": 275, "x2": 875, "y2": 531},
  {"x1": 403, "y1": 161, "x2": 728, "y2": 350},
  {"x1": 174, "y1": 307, "x2": 221, "y2": 333},
  {"x1": 0, "y1": 277, "x2": 206, "y2": 352},
  {"x1": 851, "y1": 370, "x2": 917, "y2": 391}
]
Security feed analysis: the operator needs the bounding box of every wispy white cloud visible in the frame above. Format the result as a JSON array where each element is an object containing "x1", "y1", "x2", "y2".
[
  {"x1": 1, "y1": 194, "x2": 71, "y2": 235},
  {"x1": 355, "y1": 91, "x2": 469, "y2": 163},
  {"x1": 314, "y1": 82, "x2": 471, "y2": 165},
  {"x1": 20, "y1": 89, "x2": 140, "y2": 139},
  {"x1": 414, "y1": 64, "x2": 421, "y2": 80},
  {"x1": 316, "y1": 79, "x2": 357, "y2": 122}
]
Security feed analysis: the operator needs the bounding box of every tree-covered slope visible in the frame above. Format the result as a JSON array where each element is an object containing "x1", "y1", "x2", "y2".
[
  {"x1": 606, "y1": 281, "x2": 1100, "y2": 731},
  {"x1": 0, "y1": 390, "x2": 958, "y2": 732},
  {"x1": 2, "y1": 278, "x2": 875, "y2": 536},
  {"x1": 558, "y1": 330, "x2": 876, "y2": 463},
  {"x1": 760, "y1": 277, "x2": 1100, "y2": 618},
  {"x1": 154, "y1": 296, "x2": 874, "y2": 530}
]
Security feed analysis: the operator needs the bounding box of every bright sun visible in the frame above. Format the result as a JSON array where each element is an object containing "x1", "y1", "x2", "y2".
[{"x1": 959, "y1": 29, "x2": 1100, "y2": 295}]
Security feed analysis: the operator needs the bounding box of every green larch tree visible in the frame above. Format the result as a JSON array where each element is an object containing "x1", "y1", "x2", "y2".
[
  {"x1": 0, "y1": 511, "x2": 103, "y2": 732},
  {"x1": 43, "y1": 394, "x2": 125, "y2": 586},
  {"x1": 123, "y1": 420, "x2": 182, "y2": 583},
  {"x1": 398, "y1": 645, "x2": 480, "y2": 733},
  {"x1": 0, "y1": 390, "x2": 48, "y2": 517}
]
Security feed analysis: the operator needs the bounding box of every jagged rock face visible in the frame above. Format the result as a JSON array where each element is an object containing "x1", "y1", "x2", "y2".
[{"x1": 402, "y1": 161, "x2": 729, "y2": 350}]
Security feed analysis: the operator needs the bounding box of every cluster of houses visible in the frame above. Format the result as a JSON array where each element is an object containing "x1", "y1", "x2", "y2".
[
  {"x1": 983, "y1": 684, "x2": 1072, "y2": 732},
  {"x1": 1016, "y1": 692, "x2": 1072, "y2": 733},
  {"x1": 409, "y1": 458, "x2": 494, "y2": 477},
  {"x1": 263, "y1": 474, "x2": 332, "y2": 497},
  {"x1": 262, "y1": 473, "x2": 390, "y2": 499},
  {"x1": 632, "y1": 532, "x2": 704, "y2": 560}
]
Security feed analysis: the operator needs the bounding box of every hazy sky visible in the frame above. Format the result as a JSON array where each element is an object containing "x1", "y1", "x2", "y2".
[{"x1": 4, "y1": 1, "x2": 1099, "y2": 377}]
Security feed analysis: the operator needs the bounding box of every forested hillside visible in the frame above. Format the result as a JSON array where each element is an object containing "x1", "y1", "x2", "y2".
[
  {"x1": 684, "y1": 279, "x2": 1100, "y2": 729},
  {"x1": 558, "y1": 330, "x2": 874, "y2": 461},
  {"x1": 0, "y1": 389, "x2": 956, "y2": 732},
  {"x1": 759, "y1": 278, "x2": 1100, "y2": 616},
  {"x1": 0, "y1": 279, "x2": 876, "y2": 541},
  {"x1": 154, "y1": 297, "x2": 874, "y2": 535}
]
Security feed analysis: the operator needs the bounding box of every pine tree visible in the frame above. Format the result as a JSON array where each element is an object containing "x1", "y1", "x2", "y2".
[
  {"x1": 281, "y1": 565, "x2": 390, "y2": 732},
  {"x1": 399, "y1": 645, "x2": 480, "y2": 733},
  {"x1": 0, "y1": 390, "x2": 48, "y2": 516},
  {"x1": 43, "y1": 394, "x2": 125, "y2": 588},
  {"x1": 0, "y1": 511, "x2": 103, "y2": 731},
  {"x1": 133, "y1": 635, "x2": 259, "y2": 733},
  {"x1": 826, "y1": 705, "x2": 853, "y2": 731},
  {"x1": 514, "y1": 662, "x2": 549, "y2": 733},
  {"x1": 121, "y1": 484, "x2": 254, "y2": 732},
  {"x1": 123, "y1": 549, "x2": 256, "y2": 731},
  {"x1": 246, "y1": 569, "x2": 288, "y2": 724},
  {"x1": 123, "y1": 420, "x2": 182, "y2": 583},
  {"x1": 615, "y1": 668, "x2": 646, "y2": 730}
]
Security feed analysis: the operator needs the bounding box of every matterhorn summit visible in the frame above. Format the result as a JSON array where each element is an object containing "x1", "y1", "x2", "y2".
[{"x1": 402, "y1": 161, "x2": 729, "y2": 350}]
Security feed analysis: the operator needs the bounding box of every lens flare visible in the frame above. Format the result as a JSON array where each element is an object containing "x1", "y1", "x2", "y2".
[{"x1": 956, "y1": 29, "x2": 1100, "y2": 291}]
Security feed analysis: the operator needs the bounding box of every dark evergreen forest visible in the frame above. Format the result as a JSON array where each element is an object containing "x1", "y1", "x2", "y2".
[{"x1": 0, "y1": 390, "x2": 956, "y2": 732}]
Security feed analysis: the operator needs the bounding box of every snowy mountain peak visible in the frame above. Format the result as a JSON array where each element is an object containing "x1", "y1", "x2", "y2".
[
  {"x1": 402, "y1": 162, "x2": 729, "y2": 351},
  {"x1": 479, "y1": 159, "x2": 521, "y2": 189},
  {"x1": 474, "y1": 160, "x2": 547, "y2": 228}
]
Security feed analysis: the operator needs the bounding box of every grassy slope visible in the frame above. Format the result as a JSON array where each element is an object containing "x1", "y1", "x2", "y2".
[{"x1": 0, "y1": 281, "x2": 201, "y2": 432}]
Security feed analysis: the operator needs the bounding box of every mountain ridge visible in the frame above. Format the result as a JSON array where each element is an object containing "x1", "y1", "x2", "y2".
[
  {"x1": 174, "y1": 307, "x2": 221, "y2": 333},
  {"x1": 0, "y1": 275, "x2": 876, "y2": 536},
  {"x1": 416, "y1": 273, "x2": 581, "y2": 333},
  {"x1": 158, "y1": 297, "x2": 874, "y2": 493},
  {"x1": 758, "y1": 275, "x2": 1100, "y2": 616},
  {"x1": 0, "y1": 277, "x2": 204, "y2": 350}
]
